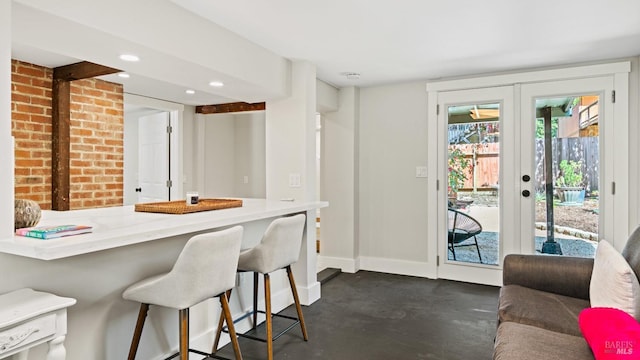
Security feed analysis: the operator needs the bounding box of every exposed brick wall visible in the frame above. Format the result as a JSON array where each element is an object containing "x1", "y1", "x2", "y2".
[
  {"x1": 11, "y1": 60, "x2": 53, "y2": 208},
  {"x1": 69, "y1": 78, "x2": 124, "y2": 209},
  {"x1": 11, "y1": 60, "x2": 124, "y2": 210}
]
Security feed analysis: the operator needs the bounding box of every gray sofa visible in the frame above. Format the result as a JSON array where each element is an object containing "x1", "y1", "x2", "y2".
[{"x1": 493, "y1": 227, "x2": 640, "y2": 360}]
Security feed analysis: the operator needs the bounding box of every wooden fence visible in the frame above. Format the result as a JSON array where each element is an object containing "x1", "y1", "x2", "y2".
[
  {"x1": 534, "y1": 137, "x2": 599, "y2": 194},
  {"x1": 450, "y1": 143, "x2": 499, "y2": 191},
  {"x1": 450, "y1": 136, "x2": 599, "y2": 194}
]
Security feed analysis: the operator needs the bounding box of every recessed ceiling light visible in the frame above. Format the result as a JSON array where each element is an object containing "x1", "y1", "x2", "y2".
[
  {"x1": 119, "y1": 54, "x2": 140, "y2": 62},
  {"x1": 117, "y1": 73, "x2": 130, "y2": 78},
  {"x1": 344, "y1": 72, "x2": 361, "y2": 80},
  {"x1": 209, "y1": 81, "x2": 224, "y2": 87},
  {"x1": 185, "y1": 89, "x2": 195, "y2": 95}
]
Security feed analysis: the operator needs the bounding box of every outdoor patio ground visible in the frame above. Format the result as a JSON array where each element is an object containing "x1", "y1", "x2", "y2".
[{"x1": 449, "y1": 192, "x2": 598, "y2": 265}]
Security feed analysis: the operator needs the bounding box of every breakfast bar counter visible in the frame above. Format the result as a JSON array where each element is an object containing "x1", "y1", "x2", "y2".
[
  {"x1": 0, "y1": 198, "x2": 327, "y2": 360},
  {"x1": 0, "y1": 198, "x2": 327, "y2": 260}
]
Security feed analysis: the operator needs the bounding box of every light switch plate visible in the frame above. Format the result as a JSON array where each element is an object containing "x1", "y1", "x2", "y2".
[
  {"x1": 289, "y1": 173, "x2": 301, "y2": 187},
  {"x1": 416, "y1": 166, "x2": 428, "y2": 178}
]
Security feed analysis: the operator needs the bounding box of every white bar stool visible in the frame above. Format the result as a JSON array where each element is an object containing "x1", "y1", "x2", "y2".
[
  {"x1": 213, "y1": 214, "x2": 308, "y2": 360},
  {"x1": 123, "y1": 226, "x2": 244, "y2": 360},
  {"x1": 0, "y1": 288, "x2": 76, "y2": 360}
]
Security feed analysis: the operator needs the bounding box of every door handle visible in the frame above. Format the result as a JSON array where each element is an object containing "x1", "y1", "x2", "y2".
[
  {"x1": 135, "y1": 187, "x2": 142, "y2": 192},
  {"x1": 522, "y1": 190, "x2": 530, "y2": 197}
]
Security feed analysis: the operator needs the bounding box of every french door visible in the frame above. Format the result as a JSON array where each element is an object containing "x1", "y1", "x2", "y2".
[
  {"x1": 519, "y1": 77, "x2": 617, "y2": 255},
  {"x1": 433, "y1": 74, "x2": 625, "y2": 286},
  {"x1": 436, "y1": 86, "x2": 514, "y2": 286}
]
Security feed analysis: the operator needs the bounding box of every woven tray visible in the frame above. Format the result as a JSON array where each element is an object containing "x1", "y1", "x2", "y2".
[{"x1": 134, "y1": 198, "x2": 243, "y2": 214}]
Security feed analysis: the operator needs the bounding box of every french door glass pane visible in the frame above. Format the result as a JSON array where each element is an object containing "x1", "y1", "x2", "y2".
[
  {"x1": 533, "y1": 95, "x2": 599, "y2": 258},
  {"x1": 447, "y1": 103, "x2": 500, "y2": 266}
]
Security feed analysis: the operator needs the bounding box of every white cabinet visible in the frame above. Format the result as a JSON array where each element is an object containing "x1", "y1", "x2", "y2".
[{"x1": 0, "y1": 289, "x2": 76, "y2": 360}]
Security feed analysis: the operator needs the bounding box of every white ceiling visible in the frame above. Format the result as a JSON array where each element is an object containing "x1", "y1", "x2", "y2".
[
  {"x1": 173, "y1": 0, "x2": 640, "y2": 87},
  {"x1": 11, "y1": 0, "x2": 640, "y2": 105}
]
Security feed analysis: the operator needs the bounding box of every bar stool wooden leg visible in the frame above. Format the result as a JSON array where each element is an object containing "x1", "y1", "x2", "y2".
[
  {"x1": 220, "y1": 292, "x2": 243, "y2": 360},
  {"x1": 122, "y1": 227, "x2": 244, "y2": 360},
  {"x1": 179, "y1": 309, "x2": 189, "y2": 360},
  {"x1": 264, "y1": 273, "x2": 273, "y2": 360},
  {"x1": 286, "y1": 266, "x2": 308, "y2": 341},
  {"x1": 252, "y1": 272, "x2": 259, "y2": 329},
  {"x1": 212, "y1": 290, "x2": 232, "y2": 354},
  {"x1": 128, "y1": 303, "x2": 149, "y2": 360}
]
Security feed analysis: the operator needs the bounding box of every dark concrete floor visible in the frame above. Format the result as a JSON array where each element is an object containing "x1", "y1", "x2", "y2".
[{"x1": 212, "y1": 271, "x2": 500, "y2": 360}]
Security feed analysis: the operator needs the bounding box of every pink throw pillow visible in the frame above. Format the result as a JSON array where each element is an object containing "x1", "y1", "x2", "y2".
[{"x1": 579, "y1": 307, "x2": 640, "y2": 359}]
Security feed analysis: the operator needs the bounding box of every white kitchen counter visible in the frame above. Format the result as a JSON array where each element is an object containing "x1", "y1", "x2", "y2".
[
  {"x1": 0, "y1": 198, "x2": 327, "y2": 360},
  {"x1": 0, "y1": 198, "x2": 328, "y2": 260}
]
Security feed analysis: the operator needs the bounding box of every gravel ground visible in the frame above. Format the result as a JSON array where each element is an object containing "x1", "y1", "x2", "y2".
[
  {"x1": 458, "y1": 192, "x2": 599, "y2": 235},
  {"x1": 450, "y1": 232, "x2": 597, "y2": 264},
  {"x1": 450, "y1": 193, "x2": 600, "y2": 263},
  {"x1": 535, "y1": 199, "x2": 599, "y2": 235}
]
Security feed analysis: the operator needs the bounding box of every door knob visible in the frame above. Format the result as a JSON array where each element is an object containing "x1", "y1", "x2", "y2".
[
  {"x1": 522, "y1": 190, "x2": 530, "y2": 197},
  {"x1": 135, "y1": 187, "x2": 142, "y2": 192},
  {"x1": 522, "y1": 175, "x2": 531, "y2": 182}
]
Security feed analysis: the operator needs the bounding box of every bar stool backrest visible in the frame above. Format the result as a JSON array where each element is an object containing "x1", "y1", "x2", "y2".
[
  {"x1": 240, "y1": 214, "x2": 306, "y2": 274},
  {"x1": 124, "y1": 226, "x2": 243, "y2": 310}
]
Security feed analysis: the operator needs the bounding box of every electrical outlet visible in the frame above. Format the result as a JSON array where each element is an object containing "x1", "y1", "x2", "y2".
[{"x1": 243, "y1": 175, "x2": 249, "y2": 184}]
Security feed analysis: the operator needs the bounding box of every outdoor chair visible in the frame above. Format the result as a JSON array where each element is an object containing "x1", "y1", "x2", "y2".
[{"x1": 448, "y1": 208, "x2": 483, "y2": 263}]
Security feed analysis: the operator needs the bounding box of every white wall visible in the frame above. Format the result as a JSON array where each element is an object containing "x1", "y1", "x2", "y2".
[
  {"x1": 317, "y1": 79, "x2": 339, "y2": 113},
  {"x1": 0, "y1": 0, "x2": 11, "y2": 238},
  {"x1": 266, "y1": 61, "x2": 317, "y2": 202},
  {"x1": 357, "y1": 81, "x2": 430, "y2": 275},
  {"x1": 203, "y1": 113, "x2": 236, "y2": 197},
  {"x1": 319, "y1": 87, "x2": 359, "y2": 272},
  {"x1": 319, "y1": 59, "x2": 640, "y2": 280},
  {"x1": 181, "y1": 105, "x2": 196, "y2": 195},
  {"x1": 201, "y1": 112, "x2": 266, "y2": 198},
  {"x1": 234, "y1": 112, "x2": 266, "y2": 198},
  {"x1": 265, "y1": 60, "x2": 319, "y2": 299}
]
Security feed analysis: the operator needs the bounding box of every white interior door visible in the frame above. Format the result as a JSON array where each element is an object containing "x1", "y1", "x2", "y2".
[
  {"x1": 138, "y1": 112, "x2": 170, "y2": 203},
  {"x1": 437, "y1": 86, "x2": 514, "y2": 286}
]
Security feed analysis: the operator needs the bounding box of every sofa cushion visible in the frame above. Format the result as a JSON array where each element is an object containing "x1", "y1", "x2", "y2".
[
  {"x1": 579, "y1": 307, "x2": 640, "y2": 359},
  {"x1": 590, "y1": 240, "x2": 640, "y2": 319},
  {"x1": 621, "y1": 226, "x2": 640, "y2": 282},
  {"x1": 499, "y1": 284, "x2": 590, "y2": 337},
  {"x1": 494, "y1": 322, "x2": 593, "y2": 360}
]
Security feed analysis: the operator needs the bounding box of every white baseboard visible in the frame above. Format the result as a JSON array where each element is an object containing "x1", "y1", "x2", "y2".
[
  {"x1": 297, "y1": 281, "x2": 321, "y2": 305},
  {"x1": 359, "y1": 256, "x2": 436, "y2": 279},
  {"x1": 317, "y1": 255, "x2": 360, "y2": 273},
  {"x1": 317, "y1": 255, "x2": 437, "y2": 279}
]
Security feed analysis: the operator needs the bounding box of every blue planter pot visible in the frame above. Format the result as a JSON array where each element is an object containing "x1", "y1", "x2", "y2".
[{"x1": 558, "y1": 187, "x2": 585, "y2": 205}]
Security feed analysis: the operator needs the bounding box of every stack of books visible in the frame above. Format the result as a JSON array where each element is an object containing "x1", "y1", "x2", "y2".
[{"x1": 15, "y1": 225, "x2": 93, "y2": 239}]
